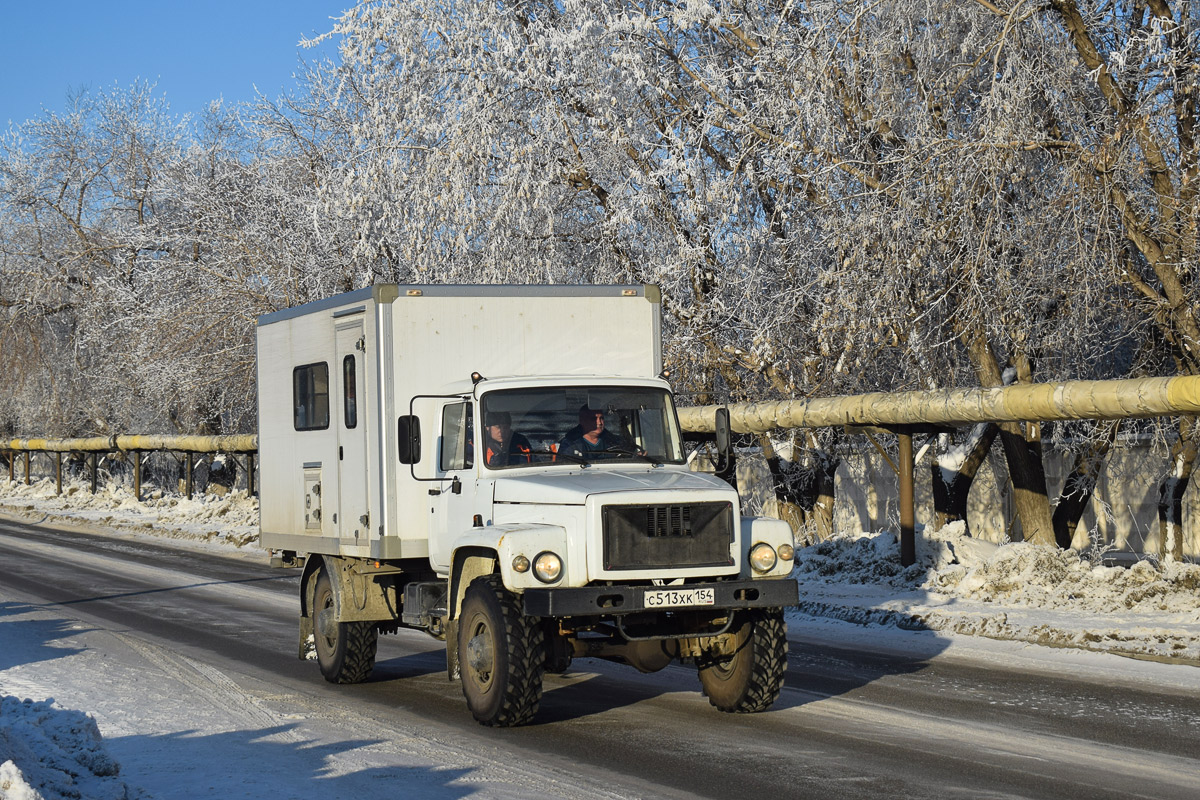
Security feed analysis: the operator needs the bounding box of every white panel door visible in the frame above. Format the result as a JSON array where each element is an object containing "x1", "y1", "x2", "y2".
[{"x1": 336, "y1": 321, "x2": 369, "y2": 542}]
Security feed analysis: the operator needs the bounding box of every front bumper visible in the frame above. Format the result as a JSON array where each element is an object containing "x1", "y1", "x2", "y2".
[{"x1": 522, "y1": 577, "x2": 798, "y2": 618}]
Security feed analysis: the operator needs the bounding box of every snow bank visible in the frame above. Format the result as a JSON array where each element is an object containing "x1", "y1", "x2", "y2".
[
  {"x1": 0, "y1": 477, "x2": 258, "y2": 549},
  {"x1": 0, "y1": 696, "x2": 132, "y2": 800},
  {"x1": 797, "y1": 522, "x2": 1200, "y2": 614},
  {"x1": 792, "y1": 522, "x2": 1200, "y2": 662}
]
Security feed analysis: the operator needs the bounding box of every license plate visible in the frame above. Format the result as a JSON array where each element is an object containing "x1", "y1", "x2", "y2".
[{"x1": 644, "y1": 587, "x2": 715, "y2": 609}]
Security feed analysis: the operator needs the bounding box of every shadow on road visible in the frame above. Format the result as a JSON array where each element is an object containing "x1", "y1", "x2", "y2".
[
  {"x1": 55, "y1": 573, "x2": 296, "y2": 606},
  {"x1": 0, "y1": 602, "x2": 88, "y2": 670},
  {"x1": 774, "y1": 635, "x2": 948, "y2": 712},
  {"x1": 373, "y1": 649, "x2": 447, "y2": 681},
  {"x1": 110, "y1": 726, "x2": 478, "y2": 799},
  {"x1": 365, "y1": 604, "x2": 954, "y2": 726}
]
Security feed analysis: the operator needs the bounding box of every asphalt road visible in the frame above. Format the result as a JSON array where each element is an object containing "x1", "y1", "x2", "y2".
[{"x1": 2, "y1": 515, "x2": 1199, "y2": 799}]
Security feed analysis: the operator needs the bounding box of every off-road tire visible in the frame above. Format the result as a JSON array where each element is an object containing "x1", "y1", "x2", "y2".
[
  {"x1": 697, "y1": 608, "x2": 787, "y2": 713},
  {"x1": 458, "y1": 575, "x2": 545, "y2": 726},
  {"x1": 313, "y1": 568, "x2": 378, "y2": 684}
]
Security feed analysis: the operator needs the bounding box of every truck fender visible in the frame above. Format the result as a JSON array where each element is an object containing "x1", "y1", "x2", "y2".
[
  {"x1": 449, "y1": 523, "x2": 570, "y2": 608},
  {"x1": 447, "y1": 546, "x2": 499, "y2": 622},
  {"x1": 740, "y1": 516, "x2": 796, "y2": 579},
  {"x1": 445, "y1": 547, "x2": 497, "y2": 682},
  {"x1": 443, "y1": 525, "x2": 567, "y2": 681}
]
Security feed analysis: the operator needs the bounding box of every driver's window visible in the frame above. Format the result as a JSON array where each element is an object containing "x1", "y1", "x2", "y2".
[{"x1": 440, "y1": 402, "x2": 474, "y2": 471}]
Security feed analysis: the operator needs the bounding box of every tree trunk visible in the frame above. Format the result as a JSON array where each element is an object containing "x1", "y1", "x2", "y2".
[
  {"x1": 931, "y1": 422, "x2": 999, "y2": 532},
  {"x1": 959, "y1": 327, "x2": 1056, "y2": 545},
  {"x1": 1051, "y1": 421, "x2": 1120, "y2": 549},
  {"x1": 994, "y1": 422, "x2": 1055, "y2": 544},
  {"x1": 1158, "y1": 428, "x2": 1197, "y2": 563},
  {"x1": 810, "y1": 453, "x2": 839, "y2": 541},
  {"x1": 760, "y1": 434, "x2": 840, "y2": 542}
]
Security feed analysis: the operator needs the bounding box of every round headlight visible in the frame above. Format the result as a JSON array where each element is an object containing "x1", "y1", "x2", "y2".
[
  {"x1": 777, "y1": 543, "x2": 795, "y2": 563},
  {"x1": 533, "y1": 551, "x2": 563, "y2": 583},
  {"x1": 512, "y1": 554, "x2": 530, "y2": 573},
  {"x1": 749, "y1": 543, "x2": 778, "y2": 574}
]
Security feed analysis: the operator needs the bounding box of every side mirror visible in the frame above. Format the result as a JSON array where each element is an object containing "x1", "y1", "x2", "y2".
[
  {"x1": 715, "y1": 407, "x2": 732, "y2": 459},
  {"x1": 714, "y1": 407, "x2": 736, "y2": 486},
  {"x1": 398, "y1": 415, "x2": 421, "y2": 464}
]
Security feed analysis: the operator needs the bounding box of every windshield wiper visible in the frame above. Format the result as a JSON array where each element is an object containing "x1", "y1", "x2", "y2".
[
  {"x1": 596, "y1": 447, "x2": 661, "y2": 465},
  {"x1": 525, "y1": 449, "x2": 590, "y2": 467}
]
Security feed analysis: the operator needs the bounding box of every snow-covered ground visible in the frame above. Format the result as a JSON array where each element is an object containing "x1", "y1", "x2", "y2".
[
  {"x1": 0, "y1": 477, "x2": 259, "y2": 551},
  {"x1": 2, "y1": 475, "x2": 1200, "y2": 798},
  {"x1": 791, "y1": 521, "x2": 1200, "y2": 665}
]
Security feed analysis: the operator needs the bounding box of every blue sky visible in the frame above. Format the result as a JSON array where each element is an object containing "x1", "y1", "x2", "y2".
[{"x1": 1, "y1": 1, "x2": 349, "y2": 128}]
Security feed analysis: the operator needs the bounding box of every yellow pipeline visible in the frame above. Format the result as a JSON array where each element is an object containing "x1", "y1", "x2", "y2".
[
  {"x1": 115, "y1": 435, "x2": 258, "y2": 453},
  {"x1": 5, "y1": 435, "x2": 257, "y2": 453},
  {"x1": 676, "y1": 375, "x2": 1200, "y2": 433},
  {"x1": 4, "y1": 437, "x2": 114, "y2": 452}
]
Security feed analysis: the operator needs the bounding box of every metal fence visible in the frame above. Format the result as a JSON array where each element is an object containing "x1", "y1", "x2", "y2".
[{"x1": 3, "y1": 435, "x2": 258, "y2": 500}]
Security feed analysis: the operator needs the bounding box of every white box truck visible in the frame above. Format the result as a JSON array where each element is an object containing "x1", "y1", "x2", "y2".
[{"x1": 257, "y1": 285, "x2": 798, "y2": 726}]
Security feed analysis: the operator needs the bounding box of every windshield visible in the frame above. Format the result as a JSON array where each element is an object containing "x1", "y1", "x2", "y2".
[{"x1": 479, "y1": 386, "x2": 685, "y2": 468}]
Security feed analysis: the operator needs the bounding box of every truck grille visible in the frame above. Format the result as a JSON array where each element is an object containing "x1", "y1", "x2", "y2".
[
  {"x1": 602, "y1": 502, "x2": 734, "y2": 571},
  {"x1": 647, "y1": 505, "x2": 692, "y2": 537}
]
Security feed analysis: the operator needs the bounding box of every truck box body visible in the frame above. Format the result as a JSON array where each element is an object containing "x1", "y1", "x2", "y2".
[{"x1": 258, "y1": 284, "x2": 663, "y2": 562}]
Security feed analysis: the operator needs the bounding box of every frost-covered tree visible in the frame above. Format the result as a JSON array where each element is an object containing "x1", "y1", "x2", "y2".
[
  {"x1": 1, "y1": 2, "x2": 1195, "y2": 555},
  {"x1": 0, "y1": 83, "x2": 189, "y2": 434}
]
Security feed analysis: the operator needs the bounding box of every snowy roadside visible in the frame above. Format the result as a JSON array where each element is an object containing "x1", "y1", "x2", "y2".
[
  {"x1": 788, "y1": 522, "x2": 1200, "y2": 666},
  {"x1": 0, "y1": 477, "x2": 259, "y2": 554}
]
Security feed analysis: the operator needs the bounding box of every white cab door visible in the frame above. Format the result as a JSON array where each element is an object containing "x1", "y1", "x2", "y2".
[{"x1": 428, "y1": 400, "x2": 485, "y2": 571}]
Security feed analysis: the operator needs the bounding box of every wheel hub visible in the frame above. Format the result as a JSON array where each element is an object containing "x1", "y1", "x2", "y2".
[
  {"x1": 316, "y1": 605, "x2": 338, "y2": 648},
  {"x1": 466, "y1": 627, "x2": 495, "y2": 684}
]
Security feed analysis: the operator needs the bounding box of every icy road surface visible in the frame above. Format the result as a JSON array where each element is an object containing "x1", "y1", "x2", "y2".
[{"x1": 2, "y1": 515, "x2": 1200, "y2": 799}]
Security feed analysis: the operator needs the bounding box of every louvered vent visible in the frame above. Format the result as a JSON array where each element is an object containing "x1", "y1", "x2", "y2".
[
  {"x1": 645, "y1": 505, "x2": 693, "y2": 538},
  {"x1": 602, "y1": 502, "x2": 733, "y2": 571}
]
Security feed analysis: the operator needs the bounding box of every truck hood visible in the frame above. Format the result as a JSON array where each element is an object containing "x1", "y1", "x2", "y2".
[{"x1": 492, "y1": 469, "x2": 731, "y2": 506}]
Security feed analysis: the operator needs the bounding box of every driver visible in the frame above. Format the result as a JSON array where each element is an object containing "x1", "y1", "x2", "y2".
[
  {"x1": 484, "y1": 411, "x2": 532, "y2": 466},
  {"x1": 557, "y1": 404, "x2": 624, "y2": 459}
]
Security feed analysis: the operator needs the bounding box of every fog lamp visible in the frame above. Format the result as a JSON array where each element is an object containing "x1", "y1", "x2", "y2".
[
  {"x1": 512, "y1": 554, "x2": 530, "y2": 573},
  {"x1": 749, "y1": 543, "x2": 778, "y2": 574},
  {"x1": 533, "y1": 551, "x2": 563, "y2": 583},
  {"x1": 777, "y1": 543, "x2": 795, "y2": 563}
]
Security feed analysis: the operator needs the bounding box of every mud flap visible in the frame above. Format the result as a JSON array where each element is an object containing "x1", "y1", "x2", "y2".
[
  {"x1": 298, "y1": 563, "x2": 320, "y2": 659},
  {"x1": 445, "y1": 618, "x2": 460, "y2": 681},
  {"x1": 299, "y1": 613, "x2": 314, "y2": 660}
]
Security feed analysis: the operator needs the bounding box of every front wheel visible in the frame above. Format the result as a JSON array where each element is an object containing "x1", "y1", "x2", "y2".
[
  {"x1": 697, "y1": 609, "x2": 787, "y2": 713},
  {"x1": 313, "y1": 567, "x2": 378, "y2": 684},
  {"x1": 458, "y1": 575, "x2": 545, "y2": 726}
]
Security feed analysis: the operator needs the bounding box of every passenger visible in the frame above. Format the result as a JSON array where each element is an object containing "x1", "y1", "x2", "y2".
[
  {"x1": 483, "y1": 411, "x2": 532, "y2": 466},
  {"x1": 557, "y1": 405, "x2": 624, "y2": 459}
]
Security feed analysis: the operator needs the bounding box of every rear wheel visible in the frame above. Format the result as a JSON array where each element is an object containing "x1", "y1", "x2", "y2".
[
  {"x1": 697, "y1": 609, "x2": 787, "y2": 713},
  {"x1": 458, "y1": 575, "x2": 544, "y2": 726},
  {"x1": 313, "y1": 567, "x2": 377, "y2": 684}
]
